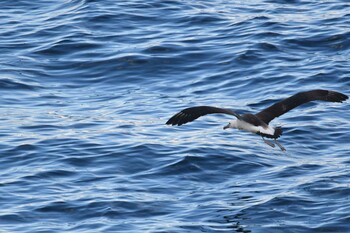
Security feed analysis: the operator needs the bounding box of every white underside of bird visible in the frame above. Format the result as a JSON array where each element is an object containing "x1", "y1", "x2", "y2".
[{"x1": 224, "y1": 119, "x2": 275, "y2": 136}]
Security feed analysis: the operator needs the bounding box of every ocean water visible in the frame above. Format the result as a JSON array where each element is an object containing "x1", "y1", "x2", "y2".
[{"x1": 1, "y1": 0, "x2": 350, "y2": 232}]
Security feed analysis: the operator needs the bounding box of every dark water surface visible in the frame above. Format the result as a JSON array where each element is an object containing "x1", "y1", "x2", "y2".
[{"x1": 1, "y1": 0, "x2": 350, "y2": 232}]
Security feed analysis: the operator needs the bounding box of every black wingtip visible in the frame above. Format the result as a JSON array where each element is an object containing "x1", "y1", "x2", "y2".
[
  {"x1": 328, "y1": 91, "x2": 348, "y2": 103},
  {"x1": 165, "y1": 118, "x2": 176, "y2": 126},
  {"x1": 166, "y1": 110, "x2": 194, "y2": 126},
  {"x1": 165, "y1": 113, "x2": 182, "y2": 126}
]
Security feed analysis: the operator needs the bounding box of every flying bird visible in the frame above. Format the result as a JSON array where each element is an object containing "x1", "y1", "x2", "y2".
[{"x1": 166, "y1": 90, "x2": 348, "y2": 151}]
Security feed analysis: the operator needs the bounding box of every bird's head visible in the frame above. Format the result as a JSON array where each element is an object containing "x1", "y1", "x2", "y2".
[{"x1": 223, "y1": 120, "x2": 237, "y2": 130}]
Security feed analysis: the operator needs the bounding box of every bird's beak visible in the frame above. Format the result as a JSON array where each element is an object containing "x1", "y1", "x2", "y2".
[{"x1": 223, "y1": 124, "x2": 230, "y2": 130}]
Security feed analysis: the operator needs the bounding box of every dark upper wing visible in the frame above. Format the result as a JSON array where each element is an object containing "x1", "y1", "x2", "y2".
[
  {"x1": 255, "y1": 89, "x2": 348, "y2": 124},
  {"x1": 166, "y1": 106, "x2": 241, "y2": 126}
]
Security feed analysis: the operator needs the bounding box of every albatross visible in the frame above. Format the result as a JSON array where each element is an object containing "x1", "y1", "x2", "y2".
[{"x1": 166, "y1": 89, "x2": 348, "y2": 151}]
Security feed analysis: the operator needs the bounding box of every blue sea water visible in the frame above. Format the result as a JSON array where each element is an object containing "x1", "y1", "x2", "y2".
[{"x1": 1, "y1": 0, "x2": 350, "y2": 232}]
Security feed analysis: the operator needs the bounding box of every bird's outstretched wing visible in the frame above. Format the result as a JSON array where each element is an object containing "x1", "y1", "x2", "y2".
[
  {"x1": 255, "y1": 89, "x2": 348, "y2": 124},
  {"x1": 166, "y1": 106, "x2": 241, "y2": 126}
]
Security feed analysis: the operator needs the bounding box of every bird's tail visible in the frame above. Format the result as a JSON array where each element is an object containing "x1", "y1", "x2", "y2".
[
  {"x1": 257, "y1": 126, "x2": 283, "y2": 139},
  {"x1": 273, "y1": 126, "x2": 283, "y2": 139}
]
